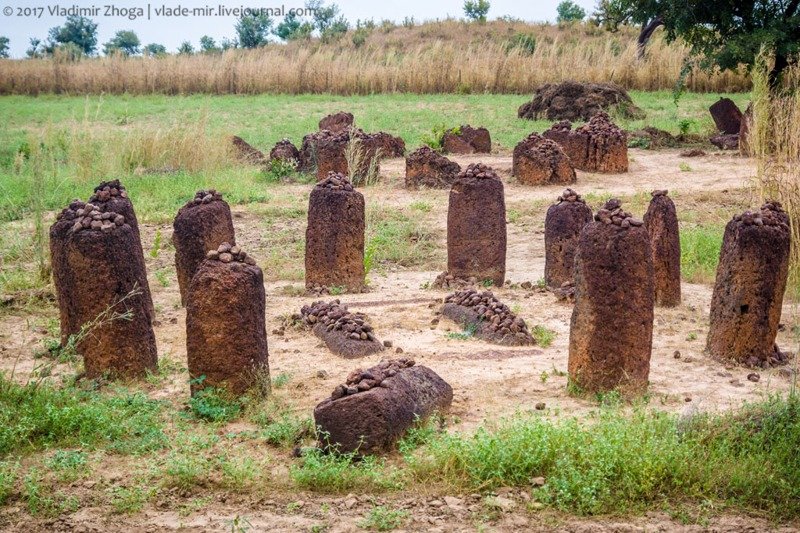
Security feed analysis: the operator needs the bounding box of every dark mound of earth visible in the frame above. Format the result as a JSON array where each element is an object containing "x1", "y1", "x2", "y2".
[{"x1": 518, "y1": 81, "x2": 645, "y2": 122}]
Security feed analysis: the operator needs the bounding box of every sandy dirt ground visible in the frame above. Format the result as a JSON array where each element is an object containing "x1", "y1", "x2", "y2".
[{"x1": 1, "y1": 149, "x2": 798, "y2": 532}]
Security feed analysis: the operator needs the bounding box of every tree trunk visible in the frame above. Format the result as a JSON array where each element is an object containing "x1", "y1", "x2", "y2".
[
  {"x1": 637, "y1": 16, "x2": 664, "y2": 60},
  {"x1": 769, "y1": 53, "x2": 788, "y2": 91}
]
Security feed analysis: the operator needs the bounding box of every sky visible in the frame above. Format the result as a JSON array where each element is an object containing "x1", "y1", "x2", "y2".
[{"x1": 1, "y1": 0, "x2": 597, "y2": 58}]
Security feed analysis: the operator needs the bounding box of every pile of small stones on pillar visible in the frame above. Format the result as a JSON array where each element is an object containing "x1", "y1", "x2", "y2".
[
  {"x1": 305, "y1": 172, "x2": 366, "y2": 294},
  {"x1": 186, "y1": 242, "x2": 268, "y2": 396},
  {"x1": 442, "y1": 125, "x2": 492, "y2": 154},
  {"x1": 568, "y1": 199, "x2": 654, "y2": 395},
  {"x1": 437, "y1": 163, "x2": 507, "y2": 288},
  {"x1": 173, "y1": 189, "x2": 237, "y2": 305},
  {"x1": 405, "y1": 146, "x2": 461, "y2": 189},
  {"x1": 300, "y1": 299, "x2": 384, "y2": 357},
  {"x1": 643, "y1": 190, "x2": 681, "y2": 307},
  {"x1": 512, "y1": 132, "x2": 576, "y2": 186},
  {"x1": 441, "y1": 289, "x2": 535, "y2": 346},
  {"x1": 50, "y1": 203, "x2": 158, "y2": 378},
  {"x1": 544, "y1": 188, "x2": 593, "y2": 292},
  {"x1": 313, "y1": 359, "x2": 453, "y2": 454},
  {"x1": 543, "y1": 112, "x2": 628, "y2": 173},
  {"x1": 706, "y1": 201, "x2": 792, "y2": 368}
]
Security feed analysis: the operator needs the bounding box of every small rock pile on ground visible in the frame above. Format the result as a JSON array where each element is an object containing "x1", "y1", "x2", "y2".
[
  {"x1": 231, "y1": 135, "x2": 266, "y2": 165},
  {"x1": 706, "y1": 201, "x2": 792, "y2": 368},
  {"x1": 405, "y1": 146, "x2": 461, "y2": 189},
  {"x1": 442, "y1": 125, "x2": 491, "y2": 154},
  {"x1": 205, "y1": 241, "x2": 257, "y2": 265},
  {"x1": 644, "y1": 190, "x2": 681, "y2": 307},
  {"x1": 319, "y1": 111, "x2": 354, "y2": 133},
  {"x1": 544, "y1": 113, "x2": 628, "y2": 173},
  {"x1": 269, "y1": 139, "x2": 300, "y2": 162},
  {"x1": 440, "y1": 289, "x2": 534, "y2": 346},
  {"x1": 518, "y1": 81, "x2": 645, "y2": 121},
  {"x1": 544, "y1": 188, "x2": 593, "y2": 289},
  {"x1": 512, "y1": 133, "x2": 576, "y2": 186},
  {"x1": 305, "y1": 172, "x2": 366, "y2": 293},
  {"x1": 301, "y1": 300, "x2": 378, "y2": 343},
  {"x1": 445, "y1": 163, "x2": 507, "y2": 287},
  {"x1": 329, "y1": 358, "x2": 416, "y2": 400},
  {"x1": 431, "y1": 273, "x2": 480, "y2": 289}
]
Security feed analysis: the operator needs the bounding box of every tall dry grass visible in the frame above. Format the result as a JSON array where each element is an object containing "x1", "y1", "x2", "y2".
[
  {"x1": 0, "y1": 21, "x2": 749, "y2": 95},
  {"x1": 751, "y1": 54, "x2": 800, "y2": 291}
]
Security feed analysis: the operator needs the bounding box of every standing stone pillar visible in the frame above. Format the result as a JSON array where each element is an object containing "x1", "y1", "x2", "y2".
[
  {"x1": 544, "y1": 189, "x2": 593, "y2": 289},
  {"x1": 643, "y1": 190, "x2": 681, "y2": 307}
]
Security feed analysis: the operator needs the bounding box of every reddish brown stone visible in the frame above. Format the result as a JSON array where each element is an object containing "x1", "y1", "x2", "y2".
[
  {"x1": 50, "y1": 204, "x2": 157, "y2": 378},
  {"x1": 172, "y1": 190, "x2": 236, "y2": 306},
  {"x1": 739, "y1": 103, "x2": 753, "y2": 156},
  {"x1": 446, "y1": 164, "x2": 506, "y2": 286},
  {"x1": 298, "y1": 129, "x2": 381, "y2": 182},
  {"x1": 643, "y1": 190, "x2": 681, "y2": 307},
  {"x1": 88, "y1": 180, "x2": 155, "y2": 324},
  {"x1": 301, "y1": 300, "x2": 383, "y2": 358},
  {"x1": 512, "y1": 133, "x2": 576, "y2": 185},
  {"x1": 543, "y1": 113, "x2": 628, "y2": 173},
  {"x1": 709, "y1": 98, "x2": 744, "y2": 135},
  {"x1": 186, "y1": 243, "x2": 269, "y2": 396},
  {"x1": 269, "y1": 139, "x2": 300, "y2": 162},
  {"x1": 518, "y1": 81, "x2": 645, "y2": 121},
  {"x1": 231, "y1": 135, "x2": 266, "y2": 165},
  {"x1": 442, "y1": 125, "x2": 491, "y2": 154},
  {"x1": 305, "y1": 173, "x2": 366, "y2": 292},
  {"x1": 568, "y1": 202, "x2": 654, "y2": 395},
  {"x1": 314, "y1": 359, "x2": 453, "y2": 454},
  {"x1": 544, "y1": 189, "x2": 593, "y2": 289},
  {"x1": 441, "y1": 289, "x2": 534, "y2": 346},
  {"x1": 710, "y1": 134, "x2": 739, "y2": 150},
  {"x1": 319, "y1": 111, "x2": 354, "y2": 133},
  {"x1": 404, "y1": 146, "x2": 461, "y2": 189},
  {"x1": 370, "y1": 131, "x2": 406, "y2": 157},
  {"x1": 706, "y1": 202, "x2": 791, "y2": 367}
]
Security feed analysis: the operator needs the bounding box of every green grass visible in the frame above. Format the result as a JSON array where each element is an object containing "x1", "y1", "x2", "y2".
[
  {"x1": 359, "y1": 505, "x2": 410, "y2": 531},
  {"x1": 681, "y1": 224, "x2": 724, "y2": 284},
  {"x1": 290, "y1": 448, "x2": 404, "y2": 493},
  {"x1": 531, "y1": 325, "x2": 556, "y2": 347}
]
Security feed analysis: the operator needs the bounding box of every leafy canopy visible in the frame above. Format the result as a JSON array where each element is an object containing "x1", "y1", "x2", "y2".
[
  {"x1": 103, "y1": 30, "x2": 140, "y2": 56},
  {"x1": 48, "y1": 15, "x2": 98, "y2": 55},
  {"x1": 464, "y1": 0, "x2": 491, "y2": 23},
  {"x1": 557, "y1": 1, "x2": 587, "y2": 22},
  {"x1": 235, "y1": 12, "x2": 273, "y2": 48}
]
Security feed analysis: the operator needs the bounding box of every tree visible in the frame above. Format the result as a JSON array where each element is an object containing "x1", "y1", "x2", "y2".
[
  {"x1": 103, "y1": 30, "x2": 141, "y2": 56},
  {"x1": 306, "y1": 1, "x2": 348, "y2": 42},
  {"x1": 199, "y1": 35, "x2": 221, "y2": 53},
  {"x1": 26, "y1": 38, "x2": 44, "y2": 58},
  {"x1": 177, "y1": 41, "x2": 195, "y2": 55},
  {"x1": 235, "y1": 12, "x2": 273, "y2": 48},
  {"x1": 557, "y1": 1, "x2": 587, "y2": 23},
  {"x1": 594, "y1": 0, "x2": 800, "y2": 87},
  {"x1": 0, "y1": 36, "x2": 9, "y2": 59},
  {"x1": 48, "y1": 16, "x2": 98, "y2": 55},
  {"x1": 220, "y1": 37, "x2": 238, "y2": 50},
  {"x1": 463, "y1": 0, "x2": 491, "y2": 23},
  {"x1": 143, "y1": 43, "x2": 167, "y2": 56},
  {"x1": 274, "y1": 11, "x2": 314, "y2": 41}
]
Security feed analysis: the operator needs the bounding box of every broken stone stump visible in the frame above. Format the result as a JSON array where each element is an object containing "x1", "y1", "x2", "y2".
[
  {"x1": 512, "y1": 133, "x2": 576, "y2": 186},
  {"x1": 299, "y1": 129, "x2": 381, "y2": 181},
  {"x1": 442, "y1": 125, "x2": 491, "y2": 154},
  {"x1": 370, "y1": 132, "x2": 406, "y2": 158},
  {"x1": 319, "y1": 111, "x2": 354, "y2": 133},
  {"x1": 231, "y1": 135, "x2": 267, "y2": 165},
  {"x1": 544, "y1": 189, "x2": 593, "y2": 289},
  {"x1": 269, "y1": 139, "x2": 300, "y2": 163},
  {"x1": 305, "y1": 173, "x2": 366, "y2": 293},
  {"x1": 89, "y1": 180, "x2": 154, "y2": 321},
  {"x1": 186, "y1": 242, "x2": 269, "y2": 396},
  {"x1": 709, "y1": 97, "x2": 744, "y2": 135},
  {"x1": 173, "y1": 190, "x2": 237, "y2": 306},
  {"x1": 314, "y1": 359, "x2": 453, "y2": 454},
  {"x1": 706, "y1": 202, "x2": 791, "y2": 368},
  {"x1": 543, "y1": 112, "x2": 628, "y2": 173},
  {"x1": 643, "y1": 190, "x2": 681, "y2": 307},
  {"x1": 568, "y1": 200, "x2": 654, "y2": 394},
  {"x1": 441, "y1": 289, "x2": 535, "y2": 345},
  {"x1": 301, "y1": 300, "x2": 384, "y2": 358},
  {"x1": 405, "y1": 146, "x2": 461, "y2": 189},
  {"x1": 51, "y1": 204, "x2": 157, "y2": 378},
  {"x1": 446, "y1": 164, "x2": 507, "y2": 286}
]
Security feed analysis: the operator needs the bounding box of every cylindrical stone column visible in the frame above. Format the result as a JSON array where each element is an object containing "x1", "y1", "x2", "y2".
[
  {"x1": 544, "y1": 189, "x2": 593, "y2": 289},
  {"x1": 706, "y1": 202, "x2": 791, "y2": 367},
  {"x1": 186, "y1": 242, "x2": 270, "y2": 396},
  {"x1": 447, "y1": 163, "x2": 507, "y2": 286},
  {"x1": 54, "y1": 203, "x2": 157, "y2": 378},
  {"x1": 643, "y1": 190, "x2": 681, "y2": 307},
  {"x1": 568, "y1": 200, "x2": 654, "y2": 394},
  {"x1": 173, "y1": 190, "x2": 236, "y2": 306},
  {"x1": 305, "y1": 172, "x2": 366, "y2": 293},
  {"x1": 50, "y1": 199, "x2": 88, "y2": 345}
]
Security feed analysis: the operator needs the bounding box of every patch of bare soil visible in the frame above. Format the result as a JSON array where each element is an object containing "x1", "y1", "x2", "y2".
[{"x1": 1, "y1": 149, "x2": 796, "y2": 531}]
